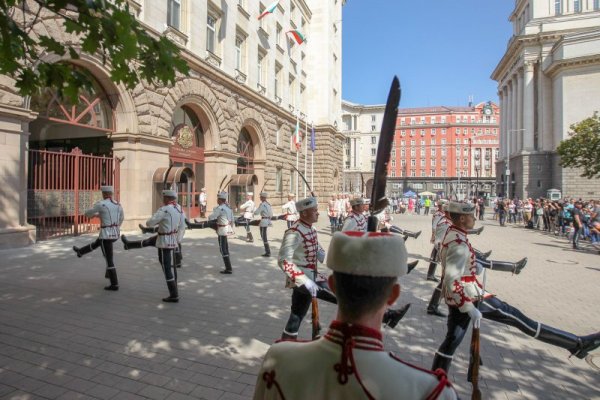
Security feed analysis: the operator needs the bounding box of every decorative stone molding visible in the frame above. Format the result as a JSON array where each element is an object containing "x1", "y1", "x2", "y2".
[
  {"x1": 235, "y1": 69, "x2": 247, "y2": 84},
  {"x1": 258, "y1": 26, "x2": 269, "y2": 38},
  {"x1": 274, "y1": 95, "x2": 282, "y2": 105},
  {"x1": 127, "y1": 0, "x2": 142, "y2": 17},
  {"x1": 163, "y1": 26, "x2": 188, "y2": 47},
  {"x1": 237, "y1": 4, "x2": 250, "y2": 19},
  {"x1": 288, "y1": 104, "x2": 295, "y2": 113},
  {"x1": 256, "y1": 83, "x2": 266, "y2": 95},
  {"x1": 206, "y1": 51, "x2": 222, "y2": 68}
]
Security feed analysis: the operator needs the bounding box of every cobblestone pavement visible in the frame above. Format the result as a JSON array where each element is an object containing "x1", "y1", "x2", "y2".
[{"x1": 0, "y1": 212, "x2": 599, "y2": 400}]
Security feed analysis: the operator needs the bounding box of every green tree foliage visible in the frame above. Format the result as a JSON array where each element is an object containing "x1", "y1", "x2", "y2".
[
  {"x1": 0, "y1": 0, "x2": 189, "y2": 101},
  {"x1": 557, "y1": 112, "x2": 600, "y2": 178}
]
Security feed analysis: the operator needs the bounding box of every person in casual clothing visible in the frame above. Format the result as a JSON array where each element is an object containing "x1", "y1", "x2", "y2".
[
  {"x1": 572, "y1": 201, "x2": 585, "y2": 250},
  {"x1": 255, "y1": 231, "x2": 458, "y2": 400}
]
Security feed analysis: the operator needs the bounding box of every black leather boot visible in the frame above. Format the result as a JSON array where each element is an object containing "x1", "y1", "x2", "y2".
[
  {"x1": 426, "y1": 261, "x2": 439, "y2": 282},
  {"x1": 474, "y1": 248, "x2": 492, "y2": 260},
  {"x1": 432, "y1": 353, "x2": 453, "y2": 373},
  {"x1": 139, "y1": 224, "x2": 157, "y2": 234},
  {"x1": 468, "y1": 226, "x2": 484, "y2": 235},
  {"x1": 162, "y1": 281, "x2": 179, "y2": 302},
  {"x1": 537, "y1": 325, "x2": 600, "y2": 359},
  {"x1": 478, "y1": 257, "x2": 527, "y2": 274},
  {"x1": 104, "y1": 269, "x2": 119, "y2": 291},
  {"x1": 121, "y1": 235, "x2": 143, "y2": 250},
  {"x1": 382, "y1": 304, "x2": 411, "y2": 329},
  {"x1": 73, "y1": 244, "x2": 94, "y2": 258},
  {"x1": 426, "y1": 283, "x2": 447, "y2": 317},
  {"x1": 407, "y1": 260, "x2": 418, "y2": 274},
  {"x1": 220, "y1": 257, "x2": 233, "y2": 274},
  {"x1": 262, "y1": 243, "x2": 271, "y2": 257},
  {"x1": 247, "y1": 232, "x2": 254, "y2": 242}
]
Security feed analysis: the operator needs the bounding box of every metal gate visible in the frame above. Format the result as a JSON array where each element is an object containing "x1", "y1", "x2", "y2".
[{"x1": 27, "y1": 148, "x2": 120, "y2": 240}]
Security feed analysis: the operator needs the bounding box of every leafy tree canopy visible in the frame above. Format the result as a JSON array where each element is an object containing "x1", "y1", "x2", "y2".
[
  {"x1": 557, "y1": 112, "x2": 600, "y2": 179},
  {"x1": 0, "y1": 0, "x2": 189, "y2": 101}
]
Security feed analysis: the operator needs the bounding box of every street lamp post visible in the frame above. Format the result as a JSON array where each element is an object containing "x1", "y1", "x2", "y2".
[{"x1": 505, "y1": 129, "x2": 526, "y2": 199}]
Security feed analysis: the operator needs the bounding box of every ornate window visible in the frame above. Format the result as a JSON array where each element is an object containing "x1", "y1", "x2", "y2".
[{"x1": 237, "y1": 128, "x2": 255, "y2": 174}]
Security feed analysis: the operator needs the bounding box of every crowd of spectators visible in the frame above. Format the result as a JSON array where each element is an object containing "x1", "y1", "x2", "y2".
[{"x1": 491, "y1": 197, "x2": 600, "y2": 252}]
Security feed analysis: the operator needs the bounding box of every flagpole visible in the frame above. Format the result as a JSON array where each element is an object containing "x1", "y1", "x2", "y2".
[
  {"x1": 304, "y1": 119, "x2": 308, "y2": 198},
  {"x1": 311, "y1": 122, "x2": 314, "y2": 194},
  {"x1": 295, "y1": 113, "x2": 299, "y2": 197},
  {"x1": 296, "y1": 151, "x2": 299, "y2": 197}
]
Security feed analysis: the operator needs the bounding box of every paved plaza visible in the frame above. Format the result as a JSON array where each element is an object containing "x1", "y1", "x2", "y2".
[{"x1": 0, "y1": 212, "x2": 599, "y2": 400}]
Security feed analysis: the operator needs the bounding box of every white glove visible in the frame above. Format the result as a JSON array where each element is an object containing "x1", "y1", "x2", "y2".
[
  {"x1": 303, "y1": 280, "x2": 319, "y2": 297},
  {"x1": 468, "y1": 307, "x2": 482, "y2": 328},
  {"x1": 316, "y1": 249, "x2": 326, "y2": 263}
]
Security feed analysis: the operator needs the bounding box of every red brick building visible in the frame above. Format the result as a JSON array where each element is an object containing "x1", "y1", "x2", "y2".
[{"x1": 387, "y1": 102, "x2": 500, "y2": 199}]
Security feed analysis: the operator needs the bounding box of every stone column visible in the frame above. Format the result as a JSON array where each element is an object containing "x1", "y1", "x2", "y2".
[
  {"x1": 499, "y1": 88, "x2": 506, "y2": 159},
  {"x1": 511, "y1": 76, "x2": 518, "y2": 156},
  {"x1": 516, "y1": 68, "x2": 524, "y2": 152},
  {"x1": 523, "y1": 61, "x2": 535, "y2": 150},
  {"x1": 0, "y1": 104, "x2": 38, "y2": 248}
]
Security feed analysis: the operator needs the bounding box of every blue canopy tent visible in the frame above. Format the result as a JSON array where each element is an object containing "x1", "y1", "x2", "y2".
[{"x1": 403, "y1": 190, "x2": 417, "y2": 198}]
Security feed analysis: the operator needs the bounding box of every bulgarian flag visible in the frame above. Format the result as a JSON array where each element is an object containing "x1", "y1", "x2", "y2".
[
  {"x1": 287, "y1": 29, "x2": 306, "y2": 45},
  {"x1": 293, "y1": 116, "x2": 301, "y2": 151},
  {"x1": 258, "y1": 0, "x2": 279, "y2": 20}
]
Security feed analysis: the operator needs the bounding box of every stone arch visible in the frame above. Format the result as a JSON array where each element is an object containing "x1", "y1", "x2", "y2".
[
  {"x1": 237, "y1": 107, "x2": 268, "y2": 161},
  {"x1": 12, "y1": 14, "x2": 138, "y2": 134},
  {"x1": 133, "y1": 77, "x2": 228, "y2": 151}
]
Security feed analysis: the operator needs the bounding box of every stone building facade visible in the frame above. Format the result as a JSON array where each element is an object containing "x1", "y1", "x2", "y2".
[
  {"x1": 341, "y1": 100, "x2": 500, "y2": 200},
  {"x1": 0, "y1": 0, "x2": 344, "y2": 248},
  {"x1": 492, "y1": 0, "x2": 600, "y2": 200}
]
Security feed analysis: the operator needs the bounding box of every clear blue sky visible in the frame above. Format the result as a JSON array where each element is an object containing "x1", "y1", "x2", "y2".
[{"x1": 342, "y1": 1, "x2": 515, "y2": 108}]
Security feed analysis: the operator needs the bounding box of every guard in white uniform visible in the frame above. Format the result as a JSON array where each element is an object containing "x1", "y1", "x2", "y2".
[
  {"x1": 255, "y1": 231, "x2": 458, "y2": 400},
  {"x1": 210, "y1": 192, "x2": 235, "y2": 274},
  {"x1": 122, "y1": 189, "x2": 185, "y2": 302},
  {"x1": 199, "y1": 187, "x2": 207, "y2": 218},
  {"x1": 426, "y1": 202, "x2": 526, "y2": 317},
  {"x1": 281, "y1": 193, "x2": 298, "y2": 229},
  {"x1": 239, "y1": 192, "x2": 256, "y2": 242},
  {"x1": 255, "y1": 192, "x2": 273, "y2": 257},
  {"x1": 432, "y1": 201, "x2": 600, "y2": 373},
  {"x1": 73, "y1": 185, "x2": 124, "y2": 291},
  {"x1": 278, "y1": 197, "x2": 335, "y2": 340}
]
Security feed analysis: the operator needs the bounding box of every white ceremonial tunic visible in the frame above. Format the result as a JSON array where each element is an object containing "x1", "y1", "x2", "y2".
[
  {"x1": 440, "y1": 226, "x2": 491, "y2": 313},
  {"x1": 208, "y1": 204, "x2": 234, "y2": 236},
  {"x1": 434, "y1": 214, "x2": 452, "y2": 247},
  {"x1": 146, "y1": 202, "x2": 186, "y2": 249},
  {"x1": 240, "y1": 199, "x2": 256, "y2": 219},
  {"x1": 342, "y1": 211, "x2": 367, "y2": 232},
  {"x1": 255, "y1": 201, "x2": 273, "y2": 227},
  {"x1": 281, "y1": 201, "x2": 298, "y2": 222},
  {"x1": 278, "y1": 220, "x2": 326, "y2": 288},
  {"x1": 199, "y1": 192, "x2": 207, "y2": 207},
  {"x1": 253, "y1": 321, "x2": 458, "y2": 400},
  {"x1": 84, "y1": 198, "x2": 124, "y2": 240},
  {"x1": 376, "y1": 211, "x2": 392, "y2": 231}
]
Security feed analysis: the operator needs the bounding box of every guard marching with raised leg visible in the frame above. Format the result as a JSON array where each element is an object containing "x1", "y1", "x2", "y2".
[
  {"x1": 431, "y1": 201, "x2": 600, "y2": 374},
  {"x1": 73, "y1": 185, "x2": 124, "y2": 291},
  {"x1": 278, "y1": 197, "x2": 335, "y2": 340},
  {"x1": 122, "y1": 189, "x2": 185, "y2": 302},
  {"x1": 255, "y1": 192, "x2": 273, "y2": 257}
]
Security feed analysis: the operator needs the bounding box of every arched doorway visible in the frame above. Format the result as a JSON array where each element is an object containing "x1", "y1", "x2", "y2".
[
  {"x1": 169, "y1": 105, "x2": 205, "y2": 218},
  {"x1": 230, "y1": 128, "x2": 255, "y2": 211},
  {"x1": 27, "y1": 69, "x2": 118, "y2": 239}
]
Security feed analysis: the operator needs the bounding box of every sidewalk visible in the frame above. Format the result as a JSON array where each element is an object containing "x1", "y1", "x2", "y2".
[{"x1": 0, "y1": 214, "x2": 598, "y2": 399}]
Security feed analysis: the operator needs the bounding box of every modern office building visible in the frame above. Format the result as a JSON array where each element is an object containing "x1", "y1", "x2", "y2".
[
  {"x1": 492, "y1": 0, "x2": 600, "y2": 199},
  {"x1": 0, "y1": 0, "x2": 344, "y2": 247}
]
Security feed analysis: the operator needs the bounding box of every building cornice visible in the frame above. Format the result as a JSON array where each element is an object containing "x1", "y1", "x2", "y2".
[{"x1": 545, "y1": 54, "x2": 600, "y2": 76}]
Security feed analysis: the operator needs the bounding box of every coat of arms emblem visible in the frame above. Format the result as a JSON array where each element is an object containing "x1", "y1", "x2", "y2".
[{"x1": 176, "y1": 125, "x2": 193, "y2": 149}]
